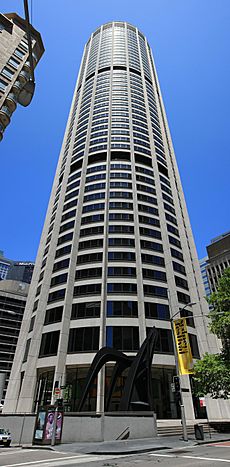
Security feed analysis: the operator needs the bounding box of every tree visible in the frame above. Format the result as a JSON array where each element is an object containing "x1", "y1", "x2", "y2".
[{"x1": 193, "y1": 267, "x2": 230, "y2": 399}]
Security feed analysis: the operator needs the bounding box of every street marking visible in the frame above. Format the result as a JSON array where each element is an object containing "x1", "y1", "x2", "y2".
[
  {"x1": 151, "y1": 453, "x2": 230, "y2": 463},
  {"x1": 0, "y1": 453, "x2": 126, "y2": 467},
  {"x1": 183, "y1": 455, "x2": 230, "y2": 462}
]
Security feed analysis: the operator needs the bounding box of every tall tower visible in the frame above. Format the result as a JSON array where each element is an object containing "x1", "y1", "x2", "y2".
[{"x1": 4, "y1": 22, "x2": 219, "y2": 419}]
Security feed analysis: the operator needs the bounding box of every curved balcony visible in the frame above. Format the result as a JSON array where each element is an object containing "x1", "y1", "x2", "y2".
[
  {"x1": 23, "y1": 61, "x2": 31, "y2": 72},
  {"x1": 18, "y1": 70, "x2": 30, "y2": 85},
  {"x1": 0, "y1": 123, "x2": 4, "y2": 142},
  {"x1": 32, "y1": 52, "x2": 38, "y2": 66},
  {"x1": 5, "y1": 93, "x2": 17, "y2": 112},
  {"x1": 0, "y1": 106, "x2": 12, "y2": 127},
  {"x1": 12, "y1": 80, "x2": 23, "y2": 95}
]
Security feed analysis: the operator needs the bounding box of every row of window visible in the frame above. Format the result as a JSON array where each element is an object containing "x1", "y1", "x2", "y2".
[{"x1": 37, "y1": 326, "x2": 200, "y2": 357}]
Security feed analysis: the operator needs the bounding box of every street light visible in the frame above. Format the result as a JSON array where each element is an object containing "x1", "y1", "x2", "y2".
[{"x1": 170, "y1": 301, "x2": 197, "y2": 441}]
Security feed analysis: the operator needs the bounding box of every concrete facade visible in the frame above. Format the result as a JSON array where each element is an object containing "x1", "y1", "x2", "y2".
[
  {"x1": 4, "y1": 22, "x2": 227, "y2": 422},
  {"x1": 206, "y1": 231, "x2": 230, "y2": 293},
  {"x1": 0, "y1": 12, "x2": 44, "y2": 141}
]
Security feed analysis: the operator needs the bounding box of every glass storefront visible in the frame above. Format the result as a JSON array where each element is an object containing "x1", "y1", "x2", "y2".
[{"x1": 65, "y1": 367, "x2": 97, "y2": 412}]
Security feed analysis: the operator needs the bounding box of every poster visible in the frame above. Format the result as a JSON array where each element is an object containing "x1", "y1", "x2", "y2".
[
  {"x1": 34, "y1": 411, "x2": 46, "y2": 440},
  {"x1": 45, "y1": 410, "x2": 55, "y2": 440},
  {"x1": 173, "y1": 317, "x2": 194, "y2": 375}
]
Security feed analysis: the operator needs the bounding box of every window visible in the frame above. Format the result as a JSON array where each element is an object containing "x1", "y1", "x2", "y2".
[
  {"x1": 143, "y1": 284, "x2": 167, "y2": 297},
  {"x1": 50, "y1": 273, "x2": 68, "y2": 287},
  {"x1": 172, "y1": 261, "x2": 186, "y2": 275},
  {"x1": 109, "y1": 238, "x2": 135, "y2": 247},
  {"x1": 167, "y1": 224, "x2": 179, "y2": 237},
  {"x1": 23, "y1": 339, "x2": 31, "y2": 363},
  {"x1": 77, "y1": 252, "x2": 103, "y2": 264},
  {"x1": 78, "y1": 238, "x2": 103, "y2": 250},
  {"x1": 146, "y1": 328, "x2": 173, "y2": 354},
  {"x1": 47, "y1": 289, "x2": 65, "y2": 303},
  {"x1": 177, "y1": 291, "x2": 191, "y2": 304},
  {"x1": 189, "y1": 334, "x2": 200, "y2": 358},
  {"x1": 1, "y1": 66, "x2": 14, "y2": 79},
  {"x1": 106, "y1": 326, "x2": 139, "y2": 351},
  {"x1": 8, "y1": 57, "x2": 20, "y2": 69},
  {"x1": 107, "y1": 283, "x2": 137, "y2": 294},
  {"x1": 108, "y1": 251, "x2": 135, "y2": 262},
  {"x1": 73, "y1": 284, "x2": 101, "y2": 296},
  {"x1": 80, "y1": 226, "x2": 104, "y2": 237},
  {"x1": 81, "y1": 214, "x2": 104, "y2": 224},
  {"x1": 108, "y1": 267, "x2": 136, "y2": 277},
  {"x1": 180, "y1": 309, "x2": 195, "y2": 328},
  {"x1": 0, "y1": 78, "x2": 7, "y2": 90},
  {"x1": 75, "y1": 267, "x2": 102, "y2": 280},
  {"x1": 29, "y1": 316, "x2": 35, "y2": 332},
  {"x1": 53, "y1": 258, "x2": 70, "y2": 272},
  {"x1": 39, "y1": 331, "x2": 60, "y2": 357},
  {"x1": 168, "y1": 235, "x2": 181, "y2": 249},
  {"x1": 171, "y1": 248, "x2": 184, "y2": 262},
  {"x1": 107, "y1": 301, "x2": 138, "y2": 317},
  {"x1": 44, "y1": 306, "x2": 63, "y2": 325},
  {"x1": 68, "y1": 327, "x2": 99, "y2": 352},
  {"x1": 71, "y1": 302, "x2": 100, "y2": 319},
  {"x1": 142, "y1": 269, "x2": 166, "y2": 282},
  {"x1": 55, "y1": 245, "x2": 71, "y2": 258},
  {"x1": 109, "y1": 202, "x2": 133, "y2": 210},
  {"x1": 59, "y1": 221, "x2": 75, "y2": 233},
  {"x1": 139, "y1": 215, "x2": 160, "y2": 227},
  {"x1": 110, "y1": 191, "x2": 132, "y2": 199},
  {"x1": 141, "y1": 253, "x2": 165, "y2": 267},
  {"x1": 140, "y1": 240, "x2": 163, "y2": 252},
  {"x1": 145, "y1": 303, "x2": 170, "y2": 320},
  {"x1": 109, "y1": 225, "x2": 134, "y2": 234},
  {"x1": 57, "y1": 232, "x2": 73, "y2": 246},
  {"x1": 140, "y1": 227, "x2": 161, "y2": 239},
  {"x1": 175, "y1": 276, "x2": 189, "y2": 290},
  {"x1": 82, "y1": 202, "x2": 105, "y2": 213},
  {"x1": 109, "y1": 213, "x2": 133, "y2": 222}
]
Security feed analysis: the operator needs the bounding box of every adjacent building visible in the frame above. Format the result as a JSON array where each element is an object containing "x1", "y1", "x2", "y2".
[
  {"x1": 199, "y1": 256, "x2": 211, "y2": 298},
  {"x1": 0, "y1": 12, "x2": 44, "y2": 141},
  {"x1": 0, "y1": 251, "x2": 13, "y2": 280},
  {"x1": 4, "y1": 22, "x2": 226, "y2": 420},
  {"x1": 0, "y1": 280, "x2": 29, "y2": 403},
  {"x1": 0, "y1": 251, "x2": 34, "y2": 284},
  {"x1": 206, "y1": 231, "x2": 230, "y2": 293}
]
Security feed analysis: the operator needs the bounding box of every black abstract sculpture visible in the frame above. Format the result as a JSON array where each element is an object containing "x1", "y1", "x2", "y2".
[{"x1": 78, "y1": 327, "x2": 158, "y2": 412}]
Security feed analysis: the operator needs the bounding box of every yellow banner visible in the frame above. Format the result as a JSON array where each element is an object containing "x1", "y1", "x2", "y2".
[{"x1": 173, "y1": 318, "x2": 194, "y2": 375}]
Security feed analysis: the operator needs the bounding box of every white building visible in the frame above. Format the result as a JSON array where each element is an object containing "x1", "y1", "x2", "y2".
[{"x1": 4, "y1": 22, "x2": 229, "y2": 422}]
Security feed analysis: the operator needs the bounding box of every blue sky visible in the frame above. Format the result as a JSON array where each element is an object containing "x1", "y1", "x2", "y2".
[{"x1": 1, "y1": 0, "x2": 229, "y2": 261}]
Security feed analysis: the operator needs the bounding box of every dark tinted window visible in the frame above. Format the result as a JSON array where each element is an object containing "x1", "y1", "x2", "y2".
[
  {"x1": 68, "y1": 327, "x2": 99, "y2": 352},
  {"x1": 106, "y1": 326, "x2": 139, "y2": 351},
  {"x1": 44, "y1": 306, "x2": 63, "y2": 325},
  {"x1": 145, "y1": 303, "x2": 170, "y2": 320},
  {"x1": 39, "y1": 331, "x2": 60, "y2": 357},
  {"x1": 71, "y1": 302, "x2": 100, "y2": 319},
  {"x1": 107, "y1": 301, "x2": 138, "y2": 317}
]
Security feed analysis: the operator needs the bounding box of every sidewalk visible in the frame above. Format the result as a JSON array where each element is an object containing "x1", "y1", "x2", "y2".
[{"x1": 47, "y1": 432, "x2": 230, "y2": 455}]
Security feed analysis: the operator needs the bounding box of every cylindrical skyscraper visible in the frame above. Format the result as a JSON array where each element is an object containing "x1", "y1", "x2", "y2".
[{"x1": 4, "y1": 22, "x2": 220, "y2": 419}]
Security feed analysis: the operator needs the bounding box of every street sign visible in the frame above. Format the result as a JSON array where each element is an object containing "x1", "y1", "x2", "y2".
[{"x1": 199, "y1": 397, "x2": 206, "y2": 407}]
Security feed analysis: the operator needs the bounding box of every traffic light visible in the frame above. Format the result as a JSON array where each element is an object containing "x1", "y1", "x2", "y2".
[{"x1": 174, "y1": 376, "x2": 180, "y2": 393}]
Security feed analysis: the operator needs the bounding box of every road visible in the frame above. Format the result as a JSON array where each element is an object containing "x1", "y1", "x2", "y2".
[{"x1": 0, "y1": 442, "x2": 229, "y2": 466}]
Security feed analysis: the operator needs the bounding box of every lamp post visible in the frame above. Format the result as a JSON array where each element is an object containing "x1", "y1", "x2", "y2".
[{"x1": 170, "y1": 301, "x2": 197, "y2": 441}]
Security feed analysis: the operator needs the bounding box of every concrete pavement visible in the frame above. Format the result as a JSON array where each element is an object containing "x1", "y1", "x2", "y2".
[{"x1": 28, "y1": 432, "x2": 230, "y2": 455}]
